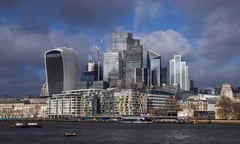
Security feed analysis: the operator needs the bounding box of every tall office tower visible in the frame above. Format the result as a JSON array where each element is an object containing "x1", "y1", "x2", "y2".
[
  {"x1": 125, "y1": 39, "x2": 143, "y2": 85},
  {"x1": 44, "y1": 47, "x2": 79, "y2": 95},
  {"x1": 147, "y1": 49, "x2": 161, "y2": 88},
  {"x1": 111, "y1": 32, "x2": 132, "y2": 52},
  {"x1": 135, "y1": 68, "x2": 148, "y2": 89},
  {"x1": 161, "y1": 67, "x2": 168, "y2": 86},
  {"x1": 103, "y1": 52, "x2": 121, "y2": 87},
  {"x1": 104, "y1": 32, "x2": 143, "y2": 88},
  {"x1": 169, "y1": 55, "x2": 189, "y2": 91}
]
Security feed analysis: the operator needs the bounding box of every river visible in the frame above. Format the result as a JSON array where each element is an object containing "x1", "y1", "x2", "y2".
[{"x1": 0, "y1": 121, "x2": 240, "y2": 144}]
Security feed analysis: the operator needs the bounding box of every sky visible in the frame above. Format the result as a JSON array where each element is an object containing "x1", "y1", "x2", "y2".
[{"x1": 0, "y1": 0, "x2": 240, "y2": 97}]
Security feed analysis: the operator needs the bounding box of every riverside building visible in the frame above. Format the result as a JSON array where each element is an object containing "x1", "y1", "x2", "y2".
[
  {"x1": 147, "y1": 88, "x2": 178, "y2": 116},
  {"x1": 47, "y1": 89, "x2": 105, "y2": 119}
]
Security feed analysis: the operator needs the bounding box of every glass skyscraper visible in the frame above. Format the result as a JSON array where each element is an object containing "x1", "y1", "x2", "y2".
[
  {"x1": 147, "y1": 49, "x2": 161, "y2": 88},
  {"x1": 125, "y1": 39, "x2": 143, "y2": 84},
  {"x1": 169, "y1": 55, "x2": 189, "y2": 91},
  {"x1": 111, "y1": 32, "x2": 132, "y2": 52},
  {"x1": 104, "y1": 32, "x2": 143, "y2": 88},
  {"x1": 44, "y1": 47, "x2": 79, "y2": 95},
  {"x1": 103, "y1": 52, "x2": 121, "y2": 87}
]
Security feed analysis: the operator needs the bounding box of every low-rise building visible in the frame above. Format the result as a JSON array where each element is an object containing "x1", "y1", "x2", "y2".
[
  {"x1": 114, "y1": 89, "x2": 147, "y2": 116},
  {"x1": 47, "y1": 89, "x2": 105, "y2": 119},
  {"x1": 0, "y1": 97, "x2": 47, "y2": 120},
  {"x1": 147, "y1": 88, "x2": 177, "y2": 116}
]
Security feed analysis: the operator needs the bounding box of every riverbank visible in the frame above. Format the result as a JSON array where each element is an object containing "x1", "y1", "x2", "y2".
[{"x1": 195, "y1": 120, "x2": 240, "y2": 124}]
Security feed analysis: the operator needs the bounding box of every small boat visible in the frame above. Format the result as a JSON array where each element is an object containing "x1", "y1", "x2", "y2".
[
  {"x1": 27, "y1": 122, "x2": 42, "y2": 128},
  {"x1": 11, "y1": 122, "x2": 42, "y2": 128},
  {"x1": 65, "y1": 132, "x2": 77, "y2": 137},
  {"x1": 11, "y1": 122, "x2": 27, "y2": 128}
]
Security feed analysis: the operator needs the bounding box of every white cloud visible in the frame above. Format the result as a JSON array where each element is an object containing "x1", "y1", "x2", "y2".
[
  {"x1": 134, "y1": 0, "x2": 163, "y2": 31},
  {"x1": 137, "y1": 30, "x2": 193, "y2": 66}
]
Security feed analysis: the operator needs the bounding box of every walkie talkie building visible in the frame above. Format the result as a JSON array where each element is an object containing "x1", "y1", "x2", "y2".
[{"x1": 44, "y1": 47, "x2": 79, "y2": 96}]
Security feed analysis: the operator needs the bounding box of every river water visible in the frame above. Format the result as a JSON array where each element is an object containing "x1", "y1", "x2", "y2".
[{"x1": 0, "y1": 121, "x2": 240, "y2": 144}]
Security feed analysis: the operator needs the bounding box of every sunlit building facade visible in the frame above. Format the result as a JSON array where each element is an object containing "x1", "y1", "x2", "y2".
[
  {"x1": 169, "y1": 55, "x2": 189, "y2": 91},
  {"x1": 47, "y1": 89, "x2": 105, "y2": 118}
]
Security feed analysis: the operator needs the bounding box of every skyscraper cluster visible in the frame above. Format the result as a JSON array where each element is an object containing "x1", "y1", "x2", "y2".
[
  {"x1": 102, "y1": 32, "x2": 189, "y2": 90},
  {"x1": 43, "y1": 32, "x2": 190, "y2": 118},
  {"x1": 43, "y1": 32, "x2": 190, "y2": 96},
  {"x1": 104, "y1": 32, "x2": 143, "y2": 88}
]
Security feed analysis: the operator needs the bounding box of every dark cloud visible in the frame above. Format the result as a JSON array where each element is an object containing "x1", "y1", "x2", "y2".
[
  {"x1": 0, "y1": 0, "x2": 240, "y2": 97},
  {"x1": 0, "y1": 66, "x2": 43, "y2": 97},
  {"x1": 0, "y1": 23, "x2": 92, "y2": 97},
  {"x1": 172, "y1": 0, "x2": 240, "y2": 88},
  {"x1": 0, "y1": 0, "x2": 134, "y2": 33},
  {"x1": 0, "y1": 0, "x2": 133, "y2": 97}
]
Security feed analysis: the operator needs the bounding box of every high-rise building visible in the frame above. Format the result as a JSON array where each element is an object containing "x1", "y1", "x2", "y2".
[
  {"x1": 161, "y1": 67, "x2": 168, "y2": 86},
  {"x1": 147, "y1": 49, "x2": 161, "y2": 88},
  {"x1": 111, "y1": 32, "x2": 132, "y2": 52},
  {"x1": 169, "y1": 55, "x2": 189, "y2": 91},
  {"x1": 125, "y1": 39, "x2": 143, "y2": 85},
  {"x1": 104, "y1": 32, "x2": 143, "y2": 88},
  {"x1": 103, "y1": 52, "x2": 121, "y2": 87},
  {"x1": 44, "y1": 47, "x2": 79, "y2": 95}
]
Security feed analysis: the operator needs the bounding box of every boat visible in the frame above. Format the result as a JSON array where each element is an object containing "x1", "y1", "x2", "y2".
[
  {"x1": 11, "y1": 122, "x2": 42, "y2": 128},
  {"x1": 11, "y1": 122, "x2": 27, "y2": 128},
  {"x1": 120, "y1": 116, "x2": 153, "y2": 124},
  {"x1": 26, "y1": 122, "x2": 42, "y2": 128},
  {"x1": 64, "y1": 132, "x2": 77, "y2": 137}
]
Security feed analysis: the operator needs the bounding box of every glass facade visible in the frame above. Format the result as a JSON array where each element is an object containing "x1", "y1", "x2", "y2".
[
  {"x1": 174, "y1": 55, "x2": 181, "y2": 85},
  {"x1": 104, "y1": 32, "x2": 144, "y2": 88},
  {"x1": 103, "y1": 52, "x2": 121, "y2": 85},
  {"x1": 125, "y1": 39, "x2": 143, "y2": 83},
  {"x1": 45, "y1": 48, "x2": 79, "y2": 96},
  {"x1": 111, "y1": 32, "x2": 132, "y2": 52},
  {"x1": 147, "y1": 49, "x2": 161, "y2": 88},
  {"x1": 147, "y1": 89, "x2": 177, "y2": 116},
  {"x1": 46, "y1": 51, "x2": 64, "y2": 95}
]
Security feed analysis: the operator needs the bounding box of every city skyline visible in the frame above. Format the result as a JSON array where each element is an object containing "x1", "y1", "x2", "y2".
[{"x1": 0, "y1": 0, "x2": 240, "y2": 97}]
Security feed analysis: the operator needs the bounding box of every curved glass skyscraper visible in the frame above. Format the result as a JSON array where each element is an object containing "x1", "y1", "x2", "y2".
[
  {"x1": 44, "y1": 47, "x2": 79, "y2": 95},
  {"x1": 147, "y1": 49, "x2": 161, "y2": 88}
]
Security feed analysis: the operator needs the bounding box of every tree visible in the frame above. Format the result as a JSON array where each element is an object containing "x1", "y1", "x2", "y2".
[
  {"x1": 216, "y1": 96, "x2": 232, "y2": 119},
  {"x1": 216, "y1": 96, "x2": 240, "y2": 120}
]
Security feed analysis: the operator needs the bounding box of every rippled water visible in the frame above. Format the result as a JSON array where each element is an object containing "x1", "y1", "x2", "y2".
[{"x1": 0, "y1": 121, "x2": 240, "y2": 144}]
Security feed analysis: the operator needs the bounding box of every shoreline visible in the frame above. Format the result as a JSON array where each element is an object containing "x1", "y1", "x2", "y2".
[
  {"x1": 2, "y1": 119, "x2": 240, "y2": 124},
  {"x1": 194, "y1": 120, "x2": 240, "y2": 124}
]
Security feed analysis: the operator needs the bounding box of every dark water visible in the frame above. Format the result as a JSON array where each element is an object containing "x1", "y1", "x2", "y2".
[{"x1": 0, "y1": 121, "x2": 240, "y2": 144}]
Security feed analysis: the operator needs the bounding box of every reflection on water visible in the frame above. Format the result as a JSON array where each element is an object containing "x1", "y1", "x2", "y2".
[
  {"x1": 166, "y1": 129, "x2": 192, "y2": 144},
  {"x1": 0, "y1": 122, "x2": 240, "y2": 144}
]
